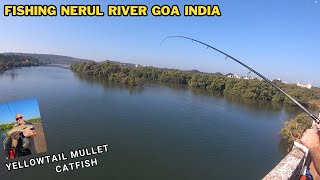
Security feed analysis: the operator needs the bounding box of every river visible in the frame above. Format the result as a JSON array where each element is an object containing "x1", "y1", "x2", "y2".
[{"x1": 0, "y1": 65, "x2": 301, "y2": 179}]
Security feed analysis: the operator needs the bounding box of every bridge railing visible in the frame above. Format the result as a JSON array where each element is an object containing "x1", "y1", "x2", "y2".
[
  {"x1": 264, "y1": 113, "x2": 320, "y2": 180},
  {"x1": 263, "y1": 145, "x2": 306, "y2": 180}
]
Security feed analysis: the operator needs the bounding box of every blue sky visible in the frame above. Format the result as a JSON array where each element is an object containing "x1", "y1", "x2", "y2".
[
  {"x1": 0, "y1": 0, "x2": 319, "y2": 86},
  {"x1": 0, "y1": 97, "x2": 41, "y2": 124}
]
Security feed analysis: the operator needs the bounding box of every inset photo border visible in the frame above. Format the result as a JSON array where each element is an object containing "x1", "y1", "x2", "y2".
[{"x1": 0, "y1": 97, "x2": 47, "y2": 159}]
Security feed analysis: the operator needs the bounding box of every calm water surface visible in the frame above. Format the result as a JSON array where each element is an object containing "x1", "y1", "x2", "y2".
[{"x1": 0, "y1": 66, "x2": 300, "y2": 179}]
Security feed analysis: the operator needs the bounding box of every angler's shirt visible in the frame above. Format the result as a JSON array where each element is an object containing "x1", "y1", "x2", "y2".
[{"x1": 14, "y1": 122, "x2": 37, "y2": 154}]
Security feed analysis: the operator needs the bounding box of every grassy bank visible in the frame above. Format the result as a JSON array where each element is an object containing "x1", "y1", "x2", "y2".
[{"x1": 0, "y1": 118, "x2": 42, "y2": 130}]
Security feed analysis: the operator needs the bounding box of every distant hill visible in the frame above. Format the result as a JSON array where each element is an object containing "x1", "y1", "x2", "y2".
[
  {"x1": 2, "y1": 53, "x2": 94, "y2": 65},
  {"x1": 1, "y1": 53, "x2": 226, "y2": 76}
]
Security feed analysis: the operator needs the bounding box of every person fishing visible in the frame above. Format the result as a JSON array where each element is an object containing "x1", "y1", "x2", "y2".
[
  {"x1": 3, "y1": 113, "x2": 37, "y2": 159},
  {"x1": 14, "y1": 113, "x2": 37, "y2": 138}
]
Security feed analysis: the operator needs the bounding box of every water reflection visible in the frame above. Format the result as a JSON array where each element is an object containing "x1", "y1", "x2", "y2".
[
  {"x1": 0, "y1": 69, "x2": 19, "y2": 80},
  {"x1": 74, "y1": 73, "x2": 302, "y2": 116},
  {"x1": 0, "y1": 130, "x2": 5, "y2": 140},
  {"x1": 190, "y1": 87, "x2": 304, "y2": 118},
  {"x1": 74, "y1": 73, "x2": 145, "y2": 95},
  {"x1": 278, "y1": 138, "x2": 292, "y2": 157},
  {"x1": 42, "y1": 64, "x2": 70, "y2": 70},
  {"x1": 73, "y1": 74, "x2": 307, "y2": 156},
  {"x1": 225, "y1": 94, "x2": 303, "y2": 115},
  {"x1": 188, "y1": 87, "x2": 224, "y2": 98}
]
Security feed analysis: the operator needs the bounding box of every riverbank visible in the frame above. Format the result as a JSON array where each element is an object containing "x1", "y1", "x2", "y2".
[{"x1": 71, "y1": 61, "x2": 320, "y2": 108}]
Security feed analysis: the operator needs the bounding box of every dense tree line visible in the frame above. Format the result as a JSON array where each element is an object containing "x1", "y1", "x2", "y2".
[
  {"x1": 71, "y1": 61, "x2": 320, "y2": 106},
  {"x1": 0, "y1": 54, "x2": 41, "y2": 72},
  {"x1": 0, "y1": 122, "x2": 16, "y2": 131}
]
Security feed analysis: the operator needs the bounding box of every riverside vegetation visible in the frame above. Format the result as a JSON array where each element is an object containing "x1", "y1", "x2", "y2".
[
  {"x1": 0, "y1": 54, "x2": 43, "y2": 72},
  {"x1": 71, "y1": 61, "x2": 320, "y2": 145},
  {"x1": 71, "y1": 61, "x2": 320, "y2": 106},
  {"x1": 281, "y1": 113, "x2": 312, "y2": 146}
]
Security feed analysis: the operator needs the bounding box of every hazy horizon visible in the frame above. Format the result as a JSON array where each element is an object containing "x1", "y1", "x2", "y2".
[
  {"x1": 1, "y1": 51, "x2": 318, "y2": 87},
  {"x1": 1, "y1": 0, "x2": 319, "y2": 86}
]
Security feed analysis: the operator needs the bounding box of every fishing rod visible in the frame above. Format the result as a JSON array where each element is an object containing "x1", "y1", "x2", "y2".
[
  {"x1": 6, "y1": 103, "x2": 15, "y2": 120},
  {"x1": 161, "y1": 35, "x2": 320, "y2": 124}
]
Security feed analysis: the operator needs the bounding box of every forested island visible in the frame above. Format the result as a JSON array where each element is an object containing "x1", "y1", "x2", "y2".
[
  {"x1": 71, "y1": 61, "x2": 320, "y2": 107},
  {"x1": 0, "y1": 54, "x2": 42, "y2": 72}
]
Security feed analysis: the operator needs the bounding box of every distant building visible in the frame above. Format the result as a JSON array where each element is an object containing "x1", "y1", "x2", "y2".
[
  {"x1": 297, "y1": 82, "x2": 312, "y2": 89},
  {"x1": 235, "y1": 74, "x2": 241, "y2": 79},
  {"x1": 227, "y1": 73, "x2": 241, "y2": 79},
  {"x1": 227, "y1": 74, "x2": 234, "y2": 78},
  {"x1": 226, "y1": 73, "x2": 233, "y2": 78},
  {"x1": 227, "y1": 74, "x2": 256, "y2": 80},
  {"x1": 243, "y1": 76, "x2": 254, "y2": 80}
]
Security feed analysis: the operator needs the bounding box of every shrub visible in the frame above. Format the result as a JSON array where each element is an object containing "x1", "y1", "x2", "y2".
[{"x1": 281, "y1": 113, "x2": 312, "y2": 146}]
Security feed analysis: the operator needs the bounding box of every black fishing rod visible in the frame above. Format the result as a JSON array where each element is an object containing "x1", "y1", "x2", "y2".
[
  {"x1": 6, "y1": 103, "x2": 15, "y2": 119},
  {"x1": 161, "y1": 35, "x2": 320, "y2": 124}
]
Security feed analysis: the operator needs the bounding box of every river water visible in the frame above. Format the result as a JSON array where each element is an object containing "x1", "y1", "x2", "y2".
[{"x1": 0, "y1": 66, "x2": 300, "y2": 179}]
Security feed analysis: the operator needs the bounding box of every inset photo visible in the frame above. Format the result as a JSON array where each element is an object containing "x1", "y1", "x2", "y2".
[{"x1": 0, "y1": 97, "x2": 47, "y2": 159}]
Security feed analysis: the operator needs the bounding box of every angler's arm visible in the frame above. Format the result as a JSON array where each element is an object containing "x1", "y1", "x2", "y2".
[
  {"x1": 309, "y1": 146, "x2": 320, "y2": 175},
  {"x1": 301, "y1": 129, "x2": 320, "y2": 175}
]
